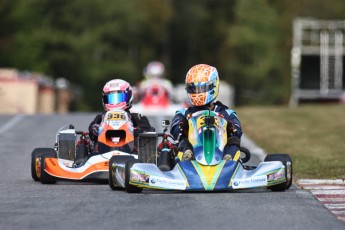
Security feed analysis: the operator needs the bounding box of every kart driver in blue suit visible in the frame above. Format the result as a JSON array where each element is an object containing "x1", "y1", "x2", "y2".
[{"x1": 170, "y1": 64, "x2": 242, "y2": 161}]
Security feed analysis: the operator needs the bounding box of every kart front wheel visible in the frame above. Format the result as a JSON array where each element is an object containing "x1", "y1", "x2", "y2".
[
  {"x1": 40, "y1": 151, "x2": 57, "y2": 184},
  {"x1": 125, "y1": 159, "x2": 143, "y2": 193},
  {"x1": 109, "y1": 156, "x2": 133, "y2": 191},
  {"x1": 31, "y1": 148, "x2": 56, "y2": 181},
  {"x1": 265, "y1": 153, "x2": 293, "y2": 191}
]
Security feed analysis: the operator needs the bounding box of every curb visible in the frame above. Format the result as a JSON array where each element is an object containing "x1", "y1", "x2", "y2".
[{"x1": 298, "y1": 179, "x2": 345, "y2": 223}]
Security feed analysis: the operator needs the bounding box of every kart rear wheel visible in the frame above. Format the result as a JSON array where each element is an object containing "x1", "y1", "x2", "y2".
[
  {"x1": 265, "y1": 153, "x2": 293, "y2": 191},
  {"x1": 125, "y1": 159, "x2": 143, "y2": 193},
  {"x1": 109, "y1": 156, "x2": 133, "y2": 191},
  {"x1": 31, "y1": 148, "x2": 56, "y2": 181},
  {"x1": 40, "y1": 150, "x2": 57, "y2": 184}
]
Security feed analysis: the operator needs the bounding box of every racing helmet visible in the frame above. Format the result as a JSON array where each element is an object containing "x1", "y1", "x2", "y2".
[
  {"x1": 143, "y1": 61, "x2": 165, "y2": 79},
  {"x1": 102, "y1": 79, "x2": 133, "y2": 110},
  {"x1": 185, "y1": 64, "x2": 219, "y2": 106}
]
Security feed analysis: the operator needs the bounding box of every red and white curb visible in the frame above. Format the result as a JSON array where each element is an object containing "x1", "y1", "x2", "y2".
[{"x1": 298, "y1": 179, "x2": 345, "y2": 223}]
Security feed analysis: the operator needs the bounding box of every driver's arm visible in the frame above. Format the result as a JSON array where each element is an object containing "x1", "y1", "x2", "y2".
[{"x1": 170, "y1": 113, "x2": 188, "y2": 141}]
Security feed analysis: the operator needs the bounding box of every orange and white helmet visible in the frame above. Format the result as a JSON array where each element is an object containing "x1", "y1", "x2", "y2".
[
  {"x1": 144, "y1": 61, "x2": 165, "y2": 79},
  {"x1": 185, "y1": 64, "x2": 219, "y2": 106},
  {"x1": 102, "y1": 79, "x2": 133, "y2": 110}
]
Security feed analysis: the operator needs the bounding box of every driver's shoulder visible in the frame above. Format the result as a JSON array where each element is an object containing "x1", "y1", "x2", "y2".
[{"x1": 213, "y1": 101, "x2": 237, "y2": 117}]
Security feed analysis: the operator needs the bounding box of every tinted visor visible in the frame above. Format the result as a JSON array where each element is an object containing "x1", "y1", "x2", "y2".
[
  {"x1": 106, "y1": 91, "x2": 130, "y2": 104},
  {"x1": 186, "y1": 81, "x2": 215, "y2": 94}
]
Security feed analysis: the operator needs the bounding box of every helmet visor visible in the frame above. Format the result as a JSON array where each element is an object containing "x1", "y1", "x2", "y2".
[
  {"x1": 106, "y1": 91, "x2": 130, "y2": 104},
  {"x1": 186, "y1": 81, "x2": 215, "y2": 94}
]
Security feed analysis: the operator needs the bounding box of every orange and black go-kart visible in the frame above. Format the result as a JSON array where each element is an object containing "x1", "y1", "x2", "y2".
[{"x1": 31, "y1": 109, "x2": 140, "y2": 184}]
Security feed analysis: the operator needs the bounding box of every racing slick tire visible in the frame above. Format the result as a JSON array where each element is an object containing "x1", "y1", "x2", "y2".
[
  {"x1": 109, "y1": 155, "x2": 134, "y2": 191},
  {"x1": 31, "y1": 148, "x2": 56, "y2": 181},
  {"x1": 40, "y1": 150, "x2": 58, "y2": 184},
  {"x1": 264, "y1": 153, "x2": 293, "y2": 191},
  {"x1": 125, "y1": 159, "x2": 143, "y2": 193}
]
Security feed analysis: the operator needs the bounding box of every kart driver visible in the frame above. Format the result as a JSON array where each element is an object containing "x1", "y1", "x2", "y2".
[
  {"x1": 170, "y1": 64, "x2": 242, "y2": 161},
  {"x1": 88, "y1": 79, "x2": 154, "y2": 153},
  {"x1": 136, "y1": 61, "x2": 174, "y2": 103}
]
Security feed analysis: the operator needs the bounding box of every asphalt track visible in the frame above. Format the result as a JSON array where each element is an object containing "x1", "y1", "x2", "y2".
[{"x1": 0, "y1": 113, "x2": 344, "y2": 230}]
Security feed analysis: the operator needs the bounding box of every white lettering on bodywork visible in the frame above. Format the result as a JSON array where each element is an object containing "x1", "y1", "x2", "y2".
[
  {"x1": 149, "y1": 176, "x2": 187, "y2": 190},
  {"x1": 232, "y1": 175, "x2": 267, "y2": 189}
]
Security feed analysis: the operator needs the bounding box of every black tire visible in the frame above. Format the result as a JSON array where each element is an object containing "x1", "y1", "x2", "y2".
[
  {"x1": 31, "y1": 148, "x2": 56, "y2": 181},
  {"x1": 40, "y1": 150, "x2": 58, "y2": 184},
  {"x1": 239, "y1": 147, "x2": 251, "y2": 163},
  {"x1": 125, "y1": 159, "x2": 143, "y2": 193},
  {"x1": 264, "y1": 153, "x2": 293, "y2": 191},
  {"x1": 109, "y1": 156, "x2": 134, "y2": 191}
]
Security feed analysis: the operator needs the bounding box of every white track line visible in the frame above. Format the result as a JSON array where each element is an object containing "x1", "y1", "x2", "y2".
[
  {"x1": 298, "y1": 179, "x2": 345, "y2": 185},
  {"x1": 302, "y1": 185, "x2": 345, "y2": 190},
  {"x1": 0, "y1": 115, "x2": 25, "y2": 135},
  {"x1": 319, "y1": 198, "x2": 345, "y2": 203},
  {"x1": 325, "y1": 204, "x2": 345, "y2": 209},
  {"x1": 331, "y1": 210, "x2": 345, "y2": 215},
  {"x1": 311, "y1": 190, "x2": 345, "y2": 195}
]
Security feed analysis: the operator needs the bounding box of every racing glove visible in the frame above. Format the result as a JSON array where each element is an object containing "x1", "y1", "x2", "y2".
[
  {"x1": 177, "y1": 138, "x2": 193, "y2": 161},
  {"x1": 223, "y1": 136, "x2": 241, "y2": 160},
  {"x1": 227, "y1": 121, "x2": 236, "y2": 135}
]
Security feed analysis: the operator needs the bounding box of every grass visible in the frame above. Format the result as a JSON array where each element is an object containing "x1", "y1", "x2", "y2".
[{"x1": 236, "y1": 104, "x2": 345, "y2": 180}]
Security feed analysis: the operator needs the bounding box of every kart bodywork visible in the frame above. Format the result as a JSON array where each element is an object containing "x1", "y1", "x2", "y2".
[
  {"x1": 31, "y1": 110, "x2": 138, "y2": 184},
  {"x1": 109, "y1": 110, "x2": 292, "y2": 192},
  {"x1": 111, "y1": 150, "x2": 290, "y2": 192},
  {"x1": 40, "y1": 149, "x2": 137, "y2": 182}
]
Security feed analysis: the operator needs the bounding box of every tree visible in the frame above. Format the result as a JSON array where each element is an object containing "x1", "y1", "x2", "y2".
[{"x1": 225, "y1": 0, "x2": 285, "y2": 105}]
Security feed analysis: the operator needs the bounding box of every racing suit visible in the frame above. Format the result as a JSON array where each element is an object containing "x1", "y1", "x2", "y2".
[
  {"x1": 88, "y1": 110, "x2": 154, "y2": 153},
  {"x1": 170, "y1": 101, "x2": 242, "y2": 160}
]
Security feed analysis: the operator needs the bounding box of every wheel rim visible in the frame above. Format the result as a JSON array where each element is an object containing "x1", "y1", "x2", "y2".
[
  {"x1": 35, "y1": 157, "x2": 41, "y2": 178},
  {"x1": 111, "y1": 162, "x2": 117, "y2": 187},
  {"x1": 286, "y1": 161, "x2": 292, "y2": 184}
]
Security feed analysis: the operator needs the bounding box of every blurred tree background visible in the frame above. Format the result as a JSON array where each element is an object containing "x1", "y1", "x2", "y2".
[{"x1": 1, "y1": 0, "x2": 345, "y2": 110}]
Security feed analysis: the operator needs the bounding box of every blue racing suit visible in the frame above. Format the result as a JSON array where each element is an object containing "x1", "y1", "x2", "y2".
[{"x1": 170, "y1": 101, "x2": 242, "y2": 159}]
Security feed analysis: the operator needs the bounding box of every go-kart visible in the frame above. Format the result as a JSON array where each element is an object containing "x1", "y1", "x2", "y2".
[
  {"x1": 131, "y1": 80, "x2": 182, "y2": 116},
  {"x1": 108, "y1": 110, "x2": 293, "y2": 193},
  {"x1": 31, "y1": 109, "x2": 138, "y2": 184}
]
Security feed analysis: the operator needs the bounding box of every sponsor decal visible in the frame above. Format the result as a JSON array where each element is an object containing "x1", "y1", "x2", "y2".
[
  {"x1": 149, "y1": 176, "x2": 187, "y2": 190},
  {"x1": 232, "y1": 175, "x2": 267, "y2": 189},
  {"x1": 107, "y1": 111, "x2": 125, "y2": 121},
  {"x1": 131, "y1": 172, "x2": 149, "y2": 184},
  {"x1": 268, "y1": 173, "x2": 283, "y2": 181},
  {"x1": 61, "y1": 160, "x2": 73, "y2": 167},
  {"x1": 112, "y1": 151, "x2": 121, "y2": 156},
  {"x1": 49, "y1": 158, "x2": 56, "y2": 166},
  {"x1": 150, "y1": 178, "x2": 156, "y2": 184},
  {"x1": 111, "y1": 137, "x2": 120, "y2": 143}
]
